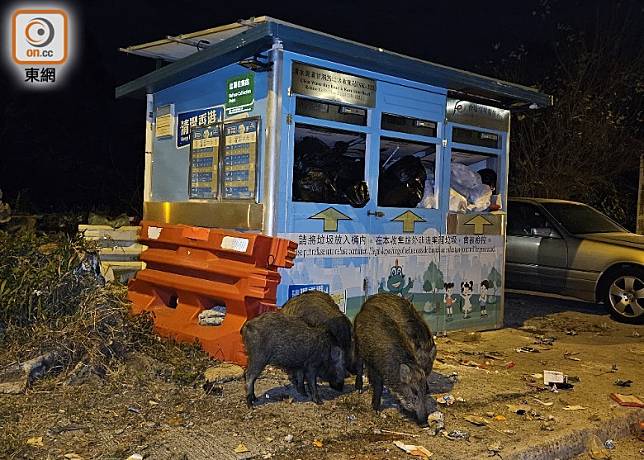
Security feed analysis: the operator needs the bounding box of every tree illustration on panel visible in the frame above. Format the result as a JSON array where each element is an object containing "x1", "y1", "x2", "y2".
[
  {"x1": 422, "y1": 261, "x2": 444, "y2": 313},
  {"x1": 488, "y1": 266, "x2": 502, "y2": 297}
]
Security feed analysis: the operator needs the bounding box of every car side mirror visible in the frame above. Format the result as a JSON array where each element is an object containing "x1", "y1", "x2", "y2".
[{"x1": 531, "y1": 227, "x2": 559, "y2": 238}]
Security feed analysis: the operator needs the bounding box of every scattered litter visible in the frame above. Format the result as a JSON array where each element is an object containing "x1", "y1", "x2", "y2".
[
  {"x1": 284, "y1": 434, "x2": 293, "y2": 443},
  {"x1": 426, "y1": 411, "x2": 444, "y2": 435},
  {"x1": 610, "y1": 393, "x2": 644, "y2": 408},
  {"x1": 516, "y1": 346, "x2": 539, "y2": 353},
  {"x1": 347, "y1": 414, "x2": 357, "y2": 422},
  {"x1": 464, "y1": 415, "x2": 488, "y2": 426},
  {"x1": 555, "y1": 382, "x2": 575, "y2": 390},
  {"x1": 393, "y1": 440, "x2": 433, "y2": 458},
  {"x1": 562, "y1": 405, "x2": 586, "y2": 411},
  {"x1": 533, "y1": 397, "x2": 554, "y2": 407},
  {"x1": 611, "y1": 364, "x2": 619, "y2": 373},
  {"x1": 444, "y1": 430, "x2": 470, "y2": 441},
  {"x1": 198, "y1": 306, "x2": 226, "y2": 326},
  {"x1": 563, "y1": 352, "x2": 581, "y2": 362},
  {"x1": 436, "y1": 394, "x2": 455, "y2": 405},
  {"x1": 312, "y1": 439, "x2": 324, "y2": 448},
  {"x1": 633, "y1": 330, "x2": 641, "y2": 338},
  {"x1": 64, "y1": 454, "x2": 82, "y2": 460},
  {"x1": 587, "y1": 434, "x2": 611, "y2": 459},
  {"x1": 506, "y1": 404, "x2": 531, "y2": 415},
  {"x1": 484, "y1": 411, "x2": 495, "y2": 418},
  {"x1": 531, "y1": 373, "x2": 543, "y2": 379},
  {"x1": 505, "y1": 361, "x2": 516, "y2": 369},
  {"x1": 26, "y1": 436, "x2": 44, "y2": 447},
  {"x1": 126, "y1": 455, "x2": 143, "y2": 460},
  {"x1": 604, "y1": 439, "x2": 615, "y2": 450},
  {"x1": 447, "y1": 372, "x2": 459, "y2": 383},
  {"x1": 148, "y1": 400, "x2": 159, "y2": 406},
  {"x1": 613, "y1": 379, "x2": 632, "y2": 387},
  {"x1": 459, "y1": 359, "x2": 486, "y2": 369},
  {"x1": 541, "y1": 422, "x2": 555, "y2": 431},
  {"x1": 234, "y1": 443, "x2": 250, "y2": 454},
  {"x1": 534, "y1": 335, "x2": 556, "y2": 346},
  {"x1": 493, "y1": 415, "x2": 507, "y2": 421},
  {"x1": 565, "y1": 329, "x2": 577, "y2": 336},
  {"x1": 127, "y1": 406, "x2": 141, "y2": 414},
  {"x1": 543, "y1": 370, "x2": 566, "y2": 386},
  {"x1": 381, "y1": 429, "x2": 418, "y2": 438},
  {"x1": 484, "y1": 352, "x2": 504, "y2": 360}
]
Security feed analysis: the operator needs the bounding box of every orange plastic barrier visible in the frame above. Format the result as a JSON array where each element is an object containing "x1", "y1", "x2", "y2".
[{"x1": 127, "y1": 220, "x2": 297, "y2": 365}]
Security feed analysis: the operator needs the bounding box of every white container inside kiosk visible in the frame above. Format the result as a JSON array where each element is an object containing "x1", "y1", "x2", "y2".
[{"x1": 116, "y1": 17, "x2": 551, "y2": 334}]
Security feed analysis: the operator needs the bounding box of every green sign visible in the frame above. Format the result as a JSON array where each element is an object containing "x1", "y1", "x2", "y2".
[{"x1": 226, "y1": 73, "x2": 254, "y2": 116}]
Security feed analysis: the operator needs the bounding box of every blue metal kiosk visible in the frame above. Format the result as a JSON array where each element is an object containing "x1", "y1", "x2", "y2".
[{"x1": 117, "y1": 17, "x2": 552, "y2": 334}]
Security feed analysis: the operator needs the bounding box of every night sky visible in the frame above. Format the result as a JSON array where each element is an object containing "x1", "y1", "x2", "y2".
[{"x1": 0, "y1": 0, "x2": 639, "y2": 216}]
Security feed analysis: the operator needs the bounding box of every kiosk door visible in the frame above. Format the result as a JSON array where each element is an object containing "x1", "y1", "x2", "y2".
[
  {"x1": 281, "y1": 95, "x2": 376, "y2": 316},
  {"x1": 367, "y1": 82, "x2": 446, "y2": 331},
  {"x1": 442, "y1": 120, "x2": 507, "y2": 330}
]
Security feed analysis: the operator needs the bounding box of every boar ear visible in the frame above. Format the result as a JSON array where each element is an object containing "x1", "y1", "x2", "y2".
[{"x1": 399, "y1": 364, "x2": 412, "y2": 384}]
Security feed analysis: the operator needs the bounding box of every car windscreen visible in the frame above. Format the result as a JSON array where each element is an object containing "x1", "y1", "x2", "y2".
[{"x1": 542, "y1": 202, "x2": 625, "y2": 234}]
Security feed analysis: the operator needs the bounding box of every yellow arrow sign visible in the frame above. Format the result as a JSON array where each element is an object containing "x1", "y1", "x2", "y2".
[
  {"x1": 392, "y1": 210, "x2": 426, "y2": 233},
  {"x1": 309, "y1": 207, "x2": 352, "y2": 232},
  {"x1": 464, "y1": 215, "x2": 493, "y2": 234}
]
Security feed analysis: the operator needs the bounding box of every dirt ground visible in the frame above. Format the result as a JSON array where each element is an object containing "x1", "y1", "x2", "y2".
[{"x1": 1, "y1": 293, "x2": 642, "y2": 460}]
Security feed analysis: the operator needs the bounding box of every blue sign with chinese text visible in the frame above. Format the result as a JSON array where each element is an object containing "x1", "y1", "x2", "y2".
[
  {"x1": 287, "y1": 284, "x2": 330, "y2": 299},
  {"x1": 176, "y1": 106, "x2": 224, "y2": 148}
]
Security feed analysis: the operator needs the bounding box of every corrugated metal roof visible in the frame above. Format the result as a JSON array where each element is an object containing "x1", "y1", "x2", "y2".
[{"x1": 116, "y1": 17, "x2": 552, "y2": 109}]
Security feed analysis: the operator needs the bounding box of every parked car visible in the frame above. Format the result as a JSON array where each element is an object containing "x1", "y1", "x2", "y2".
[{"x1": 506, "y1": 198, "x2": 644, "y2": 323}]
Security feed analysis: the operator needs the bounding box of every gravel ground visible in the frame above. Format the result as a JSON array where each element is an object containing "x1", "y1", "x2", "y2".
[{"x1": 1, "y1": 292, "x2": 642, "y2": 460}]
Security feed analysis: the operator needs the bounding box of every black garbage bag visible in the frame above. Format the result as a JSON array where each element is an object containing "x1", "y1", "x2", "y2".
[
  {"x1": 378, "y1": 155, "x2": 427, "y2": 207},
  {"x1": 294, "y1": 167, "x2": 338, "y2": 203},
  {"x1": 294, "y1": 136, "x2": 370, "y2": 207},
  {"x1": 335, "y1": 157, "x2": 370, "y2": 208}
]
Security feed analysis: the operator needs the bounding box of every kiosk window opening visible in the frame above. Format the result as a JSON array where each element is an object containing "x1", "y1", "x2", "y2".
[
  {"x1": 295, "y1": 98, "x2": 368, "y2": 126},
  {"x1": 449, "y1": 149, "x2": 499, "y2": 212},
  {"x1": 452, "y1": 127, "x2": 500, "y2": 149},
  {"x1": 381, "y1": 113, "x2": 437, "y2": 137},
  {"x1": 378, "y1": 138, "x2": 438, "y2": 209},
  {"x1": 292, "y1": 124, "x2": 369, "y2": 208}
]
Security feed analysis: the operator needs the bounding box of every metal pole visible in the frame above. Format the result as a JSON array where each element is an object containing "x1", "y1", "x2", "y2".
[
  {"x1": 262, "y1": 39, "x2": 284, "y2": 236},
  {"x1": 143, "y1": 94, "x2": 154, "y2": 205}
]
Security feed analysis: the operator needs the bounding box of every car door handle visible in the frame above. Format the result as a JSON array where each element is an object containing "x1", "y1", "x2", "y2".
[{"x1": 367, "y1": 210, "x2": 385, "y2": 218}]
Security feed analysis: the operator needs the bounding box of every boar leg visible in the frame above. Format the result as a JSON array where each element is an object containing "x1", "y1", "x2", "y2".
[
  {"x1": 245, "y1": 359, "x2": 264, "y2": 408},
  {"x1": 305, "y1": 367, "x2": 322, "y2": 405},
  {"x1": 294, "y1": 369, "x2": 307, "y2": 396},
  {"x1": 369, "y1": 366, "x2": 383, "y2": 411},
  {"x1": 354, "y1": 356, "x2": 364, "y2": 392}
]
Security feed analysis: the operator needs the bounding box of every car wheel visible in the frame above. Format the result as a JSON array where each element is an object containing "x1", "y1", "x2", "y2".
[{"x1": 603, "y1": 268, "x2": 644, "y2": 324}]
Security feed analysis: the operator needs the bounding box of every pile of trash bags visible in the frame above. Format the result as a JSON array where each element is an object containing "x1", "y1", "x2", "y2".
[
  {"x1": 449, "y1": 163, "x2": 494, "y2": 212},
  {"x1": 293, "y1": 136, "x2": 369, "y2": 208},
  {"x1": 293, "y1": 137, "x2": 497, "y2": 213},
  {"x1": 379, "y1": 157, "x2": 496, "y2": 212}
]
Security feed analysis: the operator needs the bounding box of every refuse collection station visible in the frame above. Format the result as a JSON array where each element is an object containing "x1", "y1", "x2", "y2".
[{"x1": 116, "y1": 17, "x2": 552, "y2": 364}]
